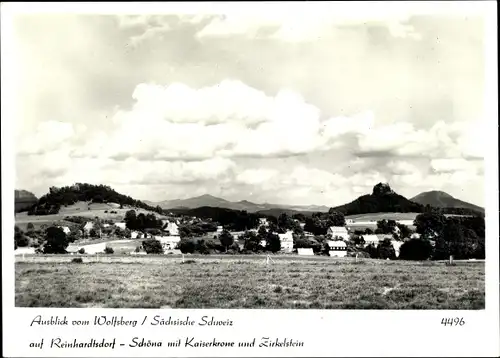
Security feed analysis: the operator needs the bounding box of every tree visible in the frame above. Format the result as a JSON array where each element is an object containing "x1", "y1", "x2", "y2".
[
  {"x1": 327, "y1": 209, "x2": 346, "y2": 226},
  {"x1": 219, "y1": 230, "x2": 234, "y2": 252},
  {"x1": 396, "y1": 223, "x2": 411, "y2": 240},
  {"x1": 365, "y1": 243, "x2": 379, "y2": 258},
  {"x1": 377, "y1": 238, "x2": 396, "y2": 259},
  {"x1": 196, "y1": 239, "x2": 209, "y2": 254},
  {"x1": 376, "y1": 219, "x2": 396, "y2": 234},
  {"x1": 103, "y1": 246, "x2": 114, "y2": 254},
  {"x1": 399, "y1": 239, "x2": 433, "y2": 260},
  {"x1": 14, "y1": 226, "x2": 29, "y2": 247},
  {"x1": 414, "y1": 213, "x2": 446, "y2": 239},
  {"x1": 89, "y1": 228, "x2": 99, "y2": 238},
  {"x1": 124, "y1": 210, "x2": 137, "y2": 230},
  {"x1": 278, "y1": 212, "x2": 293, "y2": 231},
  {"x1": 352, "y1": 235, "x2": 365, "y2": 247},
  {"x1": 265, "y1": 232, "x2": 281, "y2": 253},
  {"x1": 142, "y1": 238, "x2": 164, "y2": 254},
  {"x1": 242, "y1": 231, "x2": 261, "y2": 252},
  {"x1": 179, "y1": 238, "x2": 196, "y2": 254},
  {"x1": 364, "y1": 228, "x2": 374, "y2": 235},
  {"x1": 27, "y1": 222, "x2": 35, "y2": 232},
  {"x1": 43, "y1": 227, "x2": 69, "y2": 254}
]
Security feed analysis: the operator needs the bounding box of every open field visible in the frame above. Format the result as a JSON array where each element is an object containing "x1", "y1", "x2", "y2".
[{"x1": 15, "y1": 255, "x2": 485, "y2": 309}]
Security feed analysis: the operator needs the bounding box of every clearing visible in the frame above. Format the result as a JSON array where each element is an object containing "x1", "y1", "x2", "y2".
[{"x1": 15, "y1": 255, "x2": 485, "y2": 309}]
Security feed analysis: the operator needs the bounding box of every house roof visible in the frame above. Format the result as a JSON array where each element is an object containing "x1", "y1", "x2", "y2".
[
  {"x1": 328, "y1": 240, "x2": 347, "y2": 247},
  {"x1": 328, "y1": 226, "x2": 348, "y2": 233},
  {"x1": 362, "y1": 234, "x2": 380, "y2": 242}
]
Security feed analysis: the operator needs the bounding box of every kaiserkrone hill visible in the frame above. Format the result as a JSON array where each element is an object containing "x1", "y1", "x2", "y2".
[
  {"x1": 19, "y1": 183, "x2": 163, "y2": 216},
  {"x1": 410, "y1": 190, "x2": 485, "y2": 214}
]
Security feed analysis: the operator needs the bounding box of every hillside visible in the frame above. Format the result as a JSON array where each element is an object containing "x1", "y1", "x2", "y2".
[
  {"x1": 15, "y1": 190, "x2": 38, "y2": 212},
  {"x1": 25, "y1": 183, "x2": 163, "y2": 216},
  {"x1": 332, "y1": 183, "x2": 424, "y2": 216},
  {"x1": 411, "y1": 191, "x2": 485, "y2": 214},
  {"x1": 146, "y1": 195, "x2": 329, "y2": 213}
]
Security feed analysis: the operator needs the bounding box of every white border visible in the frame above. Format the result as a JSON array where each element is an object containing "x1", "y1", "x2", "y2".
[{"x1": 2, "y1": 2, "x2": 499, "y2": 357}]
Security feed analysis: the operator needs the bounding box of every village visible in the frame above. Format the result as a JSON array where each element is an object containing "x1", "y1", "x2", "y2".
[{"x1": 14, "y1": 213, "x2": 424, "y2": 259}]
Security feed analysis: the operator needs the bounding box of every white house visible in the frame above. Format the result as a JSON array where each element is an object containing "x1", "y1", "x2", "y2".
[
  {"x1": 391, "y1": 240, "x2": 403, "y2": 257},
  {"x1": 165, "y1": 222, "x2": 179, "y2": 236},
  {"x1": 299, "y1": 223, "x2": 306, "y2": 229},
  {"x1": 131, "y1": 231, "x2": 144, "y2": 239},
  {"x1": 156, "y1": 236, "x2": 181, "y2": 250},
  {"x1": 259, "y1": 218, "x2": 269, "y2": 227},
  {"x1": 278, "y1": 230, "x2": 294, "y2": 253},
  {"x1": 361, "y1": 234, "x2": 382, "y2": 246},
  {"x1": 216, "y1": 225, "x2": 223, "y2": 234},
  {"x1": 327, "y1": 240, "x2": 347, "y2": 257},
  {"x1": 83, "y1": 222, "x2": 94, "y2": 233},
  {"x1": 259, "y1": 239, "x2": 267, "y2": 247},
  {"x1": 410, "y1": 233, "x2": 421, "y2": 239},
  {"x1": 114, "y1": 222, "x2": 126, "y2": 230},
  {"x1": 297, "y1": 248, "x2": 314, "y2": 256},
  {"x1": 327, "y1": 226, "x2": 350, "y2": 241}
]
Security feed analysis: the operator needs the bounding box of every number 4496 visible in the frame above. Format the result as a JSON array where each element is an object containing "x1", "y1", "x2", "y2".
[{"x1": 441, "y1": 317, "x2": 465, "y2": 326}]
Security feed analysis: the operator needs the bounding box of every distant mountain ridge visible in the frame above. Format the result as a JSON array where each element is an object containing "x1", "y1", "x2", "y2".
[
  {"x1": 144, "y1": 194, "x2": 330, "y2": 213},
  {"x1": 410, "y1": 190, "x2": 484, "y2": 213}
]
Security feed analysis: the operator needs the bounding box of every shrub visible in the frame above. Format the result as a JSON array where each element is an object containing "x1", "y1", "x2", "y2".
[
  {"x1": 142, "y1": 239, "x2": 164, "y2": 254},
  {"x1": 179, "y1": 238, "x2": 196, "y2": 254},
  {"x1": 399, "y1": 239, "x2": 433, "y2": 260},
  {"x1": 71, "y1": 257, "x2": 83, "y2": 263},
  {"x1": 78, "y1": 248, "x2": 85, "y2": 254},
  {"x1": 104, "y1": 246, "x2": 114, "y2": 254}
]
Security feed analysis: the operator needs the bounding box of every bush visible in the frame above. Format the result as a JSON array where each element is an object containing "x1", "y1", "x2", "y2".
[
  {"x1": 71, "y1": 257, "x2": 83, "y2": 263},
  {"x1": 399, "y1": 239, "x2": 433, "y2": 260},
  {"x1": 104, "y1": 246, "x2": 114, "y2": 254},
  {"x1": 142, "y1": 239, "x2": 164, "y2": 254},
  {"x1": 78, "y1": 248, "x2": 85, "y2": 254},
  {"x1": 179, "y1": 238, "x2": 196, "y2": 254}
]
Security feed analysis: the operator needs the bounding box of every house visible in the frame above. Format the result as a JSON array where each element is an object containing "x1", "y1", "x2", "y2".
[
  {"x1": 361, "y1": 234, "x2": 381, "y2": 246},
  {"x1": 216, "y1": 226, "x2": 223, "y2": 234},
  {"x1": 131, "y1": 231, "x2": 143, "y2": 239},
  {"x1": 260, "y1": 239, "x2": 267, "y2": 247},
  {"x1": 114, "y1": 222, "x2": 126, "y2": 230},
  {"x1": 278, "y1": 230, "x2": 294, "y2": 253},
  {"x1": 410, "y1": 233, "x2": 421, "y2": 239},
  {"x1": 164, "y1": 222, "x2": 179, "y2": 236},
  {"x1": 327, "y1": 240, "x2": 347, "y2": 257},
  {"x1": 156, "y1": 236, "x2": 181, "y2": 250},
  {"x1": 299, "y1": 223, "x2": 306, "y2": 229},
  {"x1": 327, "y1": 226, "x2": 350, "y2": 241},
  {"x1": 83, "y1": 222, "x2": 94, "y2": 233},
  {"x1": 102, "y1": 223, "x2": 111, "y2": 228},
  {"x1": 391, "y1": 240, "x2": 403, "y2": 257},
  {"x1": 259, "y1": 218, "x2": 269, "y2": 227},
  {"x1": 58, "y1": 226, "x2": 71, "y2": 235},
  {"x1": 297, "y1": 248, "x2": 314, "y2": 256}
]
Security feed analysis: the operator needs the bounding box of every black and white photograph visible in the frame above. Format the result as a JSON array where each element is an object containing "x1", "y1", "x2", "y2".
[
  {"x1": 2, "y1": 2, "x2": 499, "y2": 357},
  {"x1": 9, "y1": 3, "x2": 493, "y2": 310}
]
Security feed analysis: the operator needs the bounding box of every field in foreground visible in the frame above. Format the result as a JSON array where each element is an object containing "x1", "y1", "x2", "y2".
[{"x1": 15, "y1": 255, "x2": 485, "y2": 309}]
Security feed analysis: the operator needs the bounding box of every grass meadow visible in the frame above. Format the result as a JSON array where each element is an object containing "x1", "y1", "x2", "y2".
[{"x1": 15, "y1": 255, "x2": 485, "y2": 309}]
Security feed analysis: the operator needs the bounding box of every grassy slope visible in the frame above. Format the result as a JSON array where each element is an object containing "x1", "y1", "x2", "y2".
[
  {"x1": 15, "y1": 256, "x2": 484, "y2": 309},
  {"x1": 15, "y1": 201, "x2": 168, "y2": 229}
]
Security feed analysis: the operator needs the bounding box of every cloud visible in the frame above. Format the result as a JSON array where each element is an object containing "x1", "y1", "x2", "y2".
[{"x1": 194, "y1": 12, "x2": 422, "y2": 42}]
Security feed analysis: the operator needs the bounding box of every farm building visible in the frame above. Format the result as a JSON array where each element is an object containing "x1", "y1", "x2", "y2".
[
  {"x1": 410, "y1": 233, "x2": 421, "y2": 239},
  {"x1": 131, "y1": 231, "x2": 144, "y2": 239},
  {"x1": 114, "y1": 222, "x2": 126, "y2": 230},
  {"x1": 391, "y1": 240, "x2": 403, "y2": 257},
  {"x1": 155, "y1": 236, "x2": 181, "y2": 250},
  {"x1": 164, "y1": 222, "x2": 179, "y2": 236},
  {"x1": 299, "y1": 223, "x2": 306, "y2": 229},
  {"x1": 83, "y1": 222, "x2": 94, "y2": 233},
  {"x1": 278, "y1": 231, "x2": 294, "y2": 253},
  {"x1": 361, "y1": 234, "x2": 381, "y2": 246},
  {"x1": 259, "y1": 218, "x2": 269, "y2": 227},
  {"x1": 216, "y1": 226, "x2": 223, "y2": 234},
  {"x1": 327, "y1": 240, "x2": 347, "y2": 257},
  {"x1": 327, "y1": 226, "x2": 350, "y2": 241},
  {"x1": 297, "y1": 248, "x2": 314, "y2": 256}
]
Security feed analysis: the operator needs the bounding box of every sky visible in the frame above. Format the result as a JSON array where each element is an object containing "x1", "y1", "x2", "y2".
[{"x1": 11, "y1": 5, "x2": 488, "y2": 207}]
